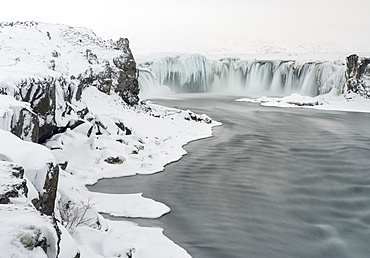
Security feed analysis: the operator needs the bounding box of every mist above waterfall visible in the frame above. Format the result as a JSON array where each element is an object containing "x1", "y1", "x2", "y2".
[{"x1": 138, "y1": 54, "x2": 346, "y2": 98}]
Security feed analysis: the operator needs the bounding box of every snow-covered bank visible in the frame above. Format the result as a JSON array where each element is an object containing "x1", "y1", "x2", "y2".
[
  {"x1": 236, "y1": 91, "x2": 370, "y2": 113},
  {"x1": 54, "y1": 87, "x2": 219, "y2": 257},
  {"x1": 0, "y1": 22, "x2": 220, "y2": 258},
  {"x1": 0, "y1": 88, "x2": 219, "y2": 257}
]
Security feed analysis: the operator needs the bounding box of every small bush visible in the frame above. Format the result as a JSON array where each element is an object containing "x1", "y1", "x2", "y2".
[{"x1": 58, "y1": 197, "x2": 98, "y2": 231}]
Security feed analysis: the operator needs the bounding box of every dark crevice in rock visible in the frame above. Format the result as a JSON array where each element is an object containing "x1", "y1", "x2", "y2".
[{"x1": 38, "y1": 120, "x2": 86, "y2": 144}]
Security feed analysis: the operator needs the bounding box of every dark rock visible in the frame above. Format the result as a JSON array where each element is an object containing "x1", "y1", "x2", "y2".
[
  {"x1": 53, "y1": 219, "x2": 62, "y2": 257},
  {"x1": 346, "y1": 54, "x2": 370, "y2": 98},
  {"x1": 115, "y1": 121, "x2": 126, "y2": 131},
  {"x1": 11, "y1": 107, "x2": 39, "y2": 142},
  {"x1": 113, "y1": 38, "x2": 130, "y2": 52},
  {"x1": 18, "y1": 77, "x2": 57, "y2": 142},
  {"x1": 112, "y1": 38, "x2": 140, "y2": 105},
  {"x1": 104, "y1": 156, "x2": 125, "y2": 164},
  {"x1": 52, "y1": 50, "x2": 60, "y2": 58},
  {"x1": 32, "y1": 162, "x2": 59, "y2": 216},
  {"x1": 85, "y1": 49, "x2": 98, "y2": 65},
  {"x1": 49, "y1": 59, "x2": 56, "y2": 70},
  {"x1": 97, "y1": 60, "x2": 113, "y2": 94},
  {"x1": 59, "y1": 161, "x2": 68, "y2": 170},
  {"x1": 87, "y1": 126, "x2": 94, "y2": 138},
  {"x1": 0, "y1": 162, "x2": 28, "y2": 204},
  {"x1": 125, "y1": 127, "x2": 132, "y2": 135}
]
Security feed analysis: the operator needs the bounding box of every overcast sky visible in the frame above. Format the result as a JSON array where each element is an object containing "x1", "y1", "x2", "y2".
[{"x1": 2, "y1": 0, "x2": 370, "y2": 54}]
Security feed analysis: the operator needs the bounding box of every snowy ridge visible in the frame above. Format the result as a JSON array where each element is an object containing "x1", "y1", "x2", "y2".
[
  {"x1": 0, "y1": 21, "x2": 140, "y2": 143},
  {"x1": 0, "y1": 21, "x2": 118, "y2": 78}
]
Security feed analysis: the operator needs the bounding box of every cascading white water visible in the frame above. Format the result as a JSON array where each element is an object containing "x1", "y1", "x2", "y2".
[
  {"x1": 149, "y1": 54, "x2": 213, "y2": 93},
  {"x1": 138, "y1": 69, "x2": 171, "y2": 98},
  {"x1": 138, "y1": 54, "x2": 346, "y2": 97}
]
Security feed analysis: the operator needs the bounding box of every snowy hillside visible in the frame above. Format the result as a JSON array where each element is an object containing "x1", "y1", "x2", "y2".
[
  {"x1": 1, "y1": 21, "x2": 140, "y2": 142},
  {"x1": 0, "y1": 22, "x2": 219, "y2": 257}
]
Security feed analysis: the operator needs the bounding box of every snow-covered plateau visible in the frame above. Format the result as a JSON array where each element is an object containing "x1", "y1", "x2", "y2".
[{"x1": 0, "y1": 22, "x2": 219, "y2": 258}]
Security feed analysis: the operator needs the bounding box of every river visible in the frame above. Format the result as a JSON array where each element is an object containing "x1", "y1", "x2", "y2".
[{"x1": 88, "y1": 95, "x2": 370, "y2": 258}]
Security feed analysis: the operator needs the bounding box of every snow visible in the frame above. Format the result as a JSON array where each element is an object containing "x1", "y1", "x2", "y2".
[
  {"x1": 3, "y1": 20, "x2": 369, "y2": 258},
  {"x1": 73, "y1": 220, "x2": 191, "y2": 258},
  {"x1": 236, "y1": 90, "x2": 370, "y2": 113},
  {"x1": 90, "y1": 192, "x2": 170, "y2": 218},
  {"x1": 0, "y1": 129, "x2": 55, "y2": 199},
  {"x1": 0, "y1": 22, "x2": 122, "y2": 84},
  {"x1": 0, "y1": 204, "x2": 58, "y2": 258},
  {"x1": 0, "y1": 22, "x2": 221, "y2": 257},
  {"x1": 58, "y1": 222, "x2": 80, "y2": 258},
  {"x1": 43, "y1": 86, "x2": 218, "y2": 257},
  {"x1": 0, "y1": 85, "x2": 218, "y2": 257},
  {"x1": 0, "y1": 95, "x2": 31, "y2": 132}
]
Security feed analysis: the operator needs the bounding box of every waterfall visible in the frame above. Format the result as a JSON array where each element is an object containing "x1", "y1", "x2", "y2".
[
  {"x1": 138, "y1": 69, "x2": 170, "y2": 98},
  {"x1": 138, "y1": 54, "x2": 346, "y2": 97}
]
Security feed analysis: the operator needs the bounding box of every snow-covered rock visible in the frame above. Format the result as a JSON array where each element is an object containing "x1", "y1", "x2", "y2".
[
  {"x1": 0, "y1": 132, "x2": 68, "y2": 257},
  {"x1": 0, "y1": 21, "x2": 139, "y2": 143},
  {"x1": 236, "y1": 90, "x2": 370, "y2": 113},
  {"x1": 0, "y1": 129, "x2": 58, "y2": 216},
  {"x1": 0, "y1": 22, "x2": 221, "y2": 258},
  {"x1": 346, "y1": 54, "x2": 370, "y2": 98},
  {"x1": 0, "y1": 95, "x2": 39, "y2": 142},
  {"x1": 0, "y1": 161, "x2": 28, "y2": 204},
  {"x1": 0, "y1": 204, "x2": 60, "y2": 258}
]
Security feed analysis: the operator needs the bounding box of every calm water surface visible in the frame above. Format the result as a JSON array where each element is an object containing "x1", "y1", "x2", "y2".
[{"x1": 89, "y1": 95, "x2": 370, "y2": 258}]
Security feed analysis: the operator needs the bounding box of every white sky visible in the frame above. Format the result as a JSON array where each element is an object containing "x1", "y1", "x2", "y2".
[{"x1": 2, "y1": 0, "x2": 370, "y2": 54}]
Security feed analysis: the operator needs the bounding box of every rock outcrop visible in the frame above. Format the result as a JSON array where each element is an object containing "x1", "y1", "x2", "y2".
[
  {"x1": 31, "y1": 162, "x2": 59, "y2": 216},
  {"x1": 346, "y1": 54, "x2": 370, "y2": 98},
  {"x1": 0, "y1": 161, "x2": 61, "y2": 257},
  {"x1": 0, "y1": 21, "x2": 140, "y2": 144},
  {"x1": 0, "y1": 161, "x2": 28, "y2": 204}
]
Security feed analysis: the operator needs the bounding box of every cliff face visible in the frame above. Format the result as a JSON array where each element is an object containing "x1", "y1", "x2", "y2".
[
  {"x1": 346, "y1": 54, "x2": 370, "y2": 98},
  {"x1": 0, "y1": 21, "x2": 139, "y2": 143}
]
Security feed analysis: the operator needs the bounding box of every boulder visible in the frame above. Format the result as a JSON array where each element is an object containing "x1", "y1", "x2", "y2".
[{"x1": 0, "y1": 161, "x2": 28, "y2": 204}]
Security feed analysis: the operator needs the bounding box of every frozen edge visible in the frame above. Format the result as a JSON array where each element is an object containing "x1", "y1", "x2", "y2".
[
  {"x1": 84, "y1": 121, "x2": 221, "y2": 219},
  {"x1": 236, "y1": 91, "x2": 370, "y2": 114}
]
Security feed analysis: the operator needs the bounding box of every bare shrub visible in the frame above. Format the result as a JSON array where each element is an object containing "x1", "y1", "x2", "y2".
[{"x1": 58, "y1": 197, "x2": 98, "y2": 230}]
